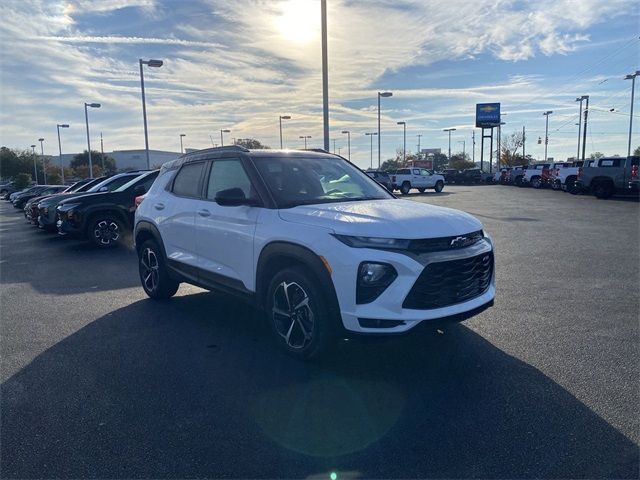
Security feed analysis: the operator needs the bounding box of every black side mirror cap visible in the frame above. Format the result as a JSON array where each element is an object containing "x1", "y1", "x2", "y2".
[
  {"x1": 133, "y1": 184, "x2": 146, "y2": 196},
  {"x1": 215, "y1": 187, "x2": 258, "y2": 207}
]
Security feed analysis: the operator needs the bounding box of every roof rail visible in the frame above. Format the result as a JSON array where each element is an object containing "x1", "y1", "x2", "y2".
[
  {"x1": 303, "y1": 148, "x2": 331, "y2": 154},
  {"x1": 183, "y1": 145, "x2": 250, "y2": 157}
]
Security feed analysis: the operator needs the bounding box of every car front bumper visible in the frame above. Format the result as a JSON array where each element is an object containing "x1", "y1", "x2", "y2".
[{"x1": 327, "y1": 237, "x2": 496, "y2": 334}]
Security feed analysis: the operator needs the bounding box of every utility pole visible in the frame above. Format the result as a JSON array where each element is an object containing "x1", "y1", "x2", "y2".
[
  {"x1": 332, "y1": 138, "x2": 336, "y2": 153},
  {"x1": 397, "y1": 121, "x2": 406, "y2": 163},
  {"x1": 416, "y1": 134, "x2": 422, "y2": 157},
  {"x1": 625, "y1": 71, "x2": 639, "y2": 157},
  {"x1": 522, "y1": 126, "x2": 526, "y2": 163},
  {"x1": 341, "y1": 131, "x2": 351, "y2": 161},
  {"x1": 543, "y1": 111, "x2": 553, "y2": 162},
  {"x1": 100, "y1": 132, "x2": 105, "y2": 171},
  {"x1": 472, "y1": 130, "x2": 475, "y2": 163},
  {"x1": 575, "y1": 96, "x2": 587, "y2": 161},
  {"x1": 581, "y1": 97, "x2": 589, "y2": 162},
  {"x1": 321, "y1": 0, "x2": 329, "y2": 151}
]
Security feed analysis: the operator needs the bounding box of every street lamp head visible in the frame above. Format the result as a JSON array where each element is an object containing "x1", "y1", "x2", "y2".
[
  {"x1": 30, "y1": 144, "x2": 36, "y2": 148},
  {"x1": 378, "y1": 91, "x2": 393, "y2": 97},
  {"x1": 59, "y1": 124, "x2": 69, "y2": 128},
  {"x1": 341, "y1": 130, "x2": 349, "y2": 134},
  {"x1": 180, "y1": 133, "x2": 186, "y2": 137},
  {"x1": 86, "y1": 103, "x2": 101, "y2": 108},
  {"x1": 543, "y1": 110, "x2": 553, "y2": 115},
  {"x1": 280, "y1": 115, "x2": 291, "y2": 120},
  {"x1": 144, "y1": 59, "x2": 164, "y2": 68},
  {"x1": 38, "y1": 138, "x2": 44, "y2": 142},
  {"x1": 397, "y1": 121, "x2": 406, "y2": 125},
  {"x1": 221, "y1": 129, "x2": 231, "y2": 133}
]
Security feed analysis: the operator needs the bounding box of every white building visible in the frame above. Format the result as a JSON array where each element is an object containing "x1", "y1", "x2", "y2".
[{"x1": 58, "y1": 149, "x2": 181, "y2": 171}]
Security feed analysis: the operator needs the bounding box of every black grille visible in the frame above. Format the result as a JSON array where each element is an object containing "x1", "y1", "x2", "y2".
[
  {"x1": 408, "y1": 230, "x2": 483, "y2": 254},
  {"x1": 403, "y1": 252, "x2": 493, "y2": 309}
]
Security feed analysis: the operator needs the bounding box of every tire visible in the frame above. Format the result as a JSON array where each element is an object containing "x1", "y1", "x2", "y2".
[
  {"x1": 566, "y1": 176, "x2": 578, "y2": 194},
  {"x1": 417, "y1": 188, "x2": 426, "y2": 193},
  {"x1": 552, "y1": 180, "x2": 561, "y2": 190},
  {"x1": 434, "y1": 181, "x2": 444, "y2": 193},
  {"x1": 400, "y1": 182, "x2": 411, "y2": 195},
  {"x1": 138, "y1": 239, "x2": 179, "y2": 299},
  {"x1": 514, "y1": 176, "x2": 523, "y2": 187},
  {"x1": 531, "y1": 176, "x2": 542, "y2": 189},
  {"x1": 593, "y1": 181, "x2": 614, "y2": 199},
  {"x1": 88, "y1": 214, "x2": 124, "y2": 248},
  {"x1": 265, "y1": 266, "x2": 336, "y2": 360}
]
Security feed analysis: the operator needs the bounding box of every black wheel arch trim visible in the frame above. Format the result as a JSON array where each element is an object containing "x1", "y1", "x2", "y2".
[
  {"x1": 256, "y1": 241, "x2": 343, "y2": 325},
  {"x1": 83, "y1": 206, "x2": 130, "y2": 233}
]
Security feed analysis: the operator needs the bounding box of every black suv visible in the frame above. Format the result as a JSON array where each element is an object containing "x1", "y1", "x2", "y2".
[
  {"x1": 56, "y1": 170, "x2": 159, "y2": 247},
  {"x1": 365, "y1": 170, "x2": 392, "y2": 190},
  {"x1": 459, "y1": 168, "x2": 483, "y2": 184}
]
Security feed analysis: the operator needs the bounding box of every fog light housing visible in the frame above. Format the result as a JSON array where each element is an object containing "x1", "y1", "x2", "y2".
[{"x1": 356, "y1": 262, "x2": 397, "y2": 304}]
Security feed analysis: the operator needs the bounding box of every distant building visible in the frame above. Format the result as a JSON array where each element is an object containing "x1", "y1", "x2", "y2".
[{"x1": 421, "y1": 148, "x2": 441, "y2": 156}]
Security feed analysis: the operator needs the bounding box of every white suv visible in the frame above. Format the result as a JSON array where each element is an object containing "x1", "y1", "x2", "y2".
[{"x1": 134, "y1": 146, "x2": 495, "y2": 359}]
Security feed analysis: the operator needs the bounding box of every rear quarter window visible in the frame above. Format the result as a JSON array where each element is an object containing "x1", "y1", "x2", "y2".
[
  {"x1": 172, "y1": 162, "x2": 205, "y2": 197},
  {"x1": 599, "y1": 159, "x2": 620, "y2": 167}
]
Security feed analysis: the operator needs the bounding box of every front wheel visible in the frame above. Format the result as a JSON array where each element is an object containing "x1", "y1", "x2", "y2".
[
  {"x1": 530, "y1": 176, "x2": 542, "y2": 189},
  {"x1": 138, "y1": 240, "x2": 179, "y2": 299},
  {"x1": 89, "y1": 215, "x2": 124, "y2": 248},
  {"x1": 593, "y1": 181, "x2": 614, "y2": 199},
  {"x1": 266, "y1": 267, "x2": 336, "y2": 360},
  {"x1": 400, "y1": 182, "x2": 411, "y2": 195},
  {"x1": 434, "y1": 181, "x2": 444, "y2": 192}
]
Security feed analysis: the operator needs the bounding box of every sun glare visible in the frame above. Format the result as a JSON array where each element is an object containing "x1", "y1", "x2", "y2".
[{"x1": 273, "y1": 0, "x2": 319, "y2": 43}]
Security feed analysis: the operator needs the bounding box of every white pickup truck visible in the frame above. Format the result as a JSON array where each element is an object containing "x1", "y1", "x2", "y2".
[
  {"x1": 555, "y1": 160, "x2": 593, "y2": 193},
  {"x1": 390, "y1": 168, "x2": 445, "y2": 194}
]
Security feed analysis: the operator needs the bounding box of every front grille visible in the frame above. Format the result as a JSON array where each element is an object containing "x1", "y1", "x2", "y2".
[
  {"x1": 408, "y1": 230, "x2": 483, "y2": 254},
  {"x1": 403, "y1": 252, "x2": 493, "y2": 309}
]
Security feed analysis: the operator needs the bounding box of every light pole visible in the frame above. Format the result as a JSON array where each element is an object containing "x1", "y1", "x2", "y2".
[
  {"x1": 581, "y1": 98, "x2": 589, "y2": 162},
  {"x1": 220, "y1": 129, "x2": 230, "y2": 147},
  {"x1": 30, "y1": 144, "x2": 37, "y2": 184},
  {"x1": 542, "y1": 111, "x2": 553, "y2": 162},
  {"x1": 279, "y1": 115, "x2": 291, "y2": 148},
  {"x1": 377, "y1": 91, "x2": 393, "y2": 169},
  {"x1": 332, "y1": 138, "x2": 337, "y2": 153},
  {"x1": 179, "y1": 134, "x2": 186, "y2": 153},
  {"x1": 84, "y1": 102, "x2": 101, "y2": 177},
  {"x1": 458, "y1": 140, "x2": 465, "y2": 158},
  {"x1": 38, "y1": 138, "x2": 46, "y2": 184},
  {"x1": 472, "y1": 130, "x2": 476, "y2": 163},
  {"x1": 341, "y1": 130, "x2": 351, "y2": 161},
  {"x1": 56, "y1": 124, "x2": 69, "y2": 184},
  {"x1": 365, "y1": 132, "x2": 377, "y2": 169},
  {"x1": 100, "y1": 132, "x2": 105, "y2": 171},
  {"x1": 321, "y1": 0, "x2": 329, "y2": 151},
  {"x1": 139, "y1": 58, "x2": 163, "y2": 169},
  {"x1": 443, "y1": 128, "x2": 456, "y2": 160},
  {"x1": 575, "y1": 96, "x2": 587, "y2": 161},
  {"x1": 625, "y1": 71, "x2": 639, "y2": 157},
  {"x1": 397, "y1": 121, "x2": 406, "y2": 163},
  {"x1": 416, "y1": 134, "x2": 422, "y2": 160},
  {"x1": 299, "y1": 135, "x2": 311, "y2": 149}
]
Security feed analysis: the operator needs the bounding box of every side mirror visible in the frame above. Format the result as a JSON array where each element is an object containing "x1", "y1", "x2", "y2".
[
  {"x1": 133, "y1": 184, "x2": 146, "y2": 196},
  {"x1": 215, "y1": 187, "x2": 257, "y2": 207},
  {"x1": 98, "y1": 186, "x2": 108, "y2": 192}
]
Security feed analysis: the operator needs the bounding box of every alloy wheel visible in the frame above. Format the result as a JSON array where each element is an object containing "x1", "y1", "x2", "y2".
[
  {"x1": 140, "y1": 247, "x2": 159, "y2": 292},
  {"x1": 94, "y1": 220, "x2": 120, "y2": 245},
  {"x1": 272, "y1": 281, "x2": 315, "y2": 350}
]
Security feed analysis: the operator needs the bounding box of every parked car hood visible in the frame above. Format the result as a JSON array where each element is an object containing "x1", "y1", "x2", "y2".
[
  {"x1": 40, "y1": 191, "x2": 96, "y2": 206},
  {"x1": 57, "y1": 191, "x2": 109, "y2": 206},
  {"x1": 278, "y1": 199, "x2": 482, "y2": 238}
]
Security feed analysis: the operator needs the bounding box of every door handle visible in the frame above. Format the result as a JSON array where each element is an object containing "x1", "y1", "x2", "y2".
[
  {"x1": 154, "y1": 203, "x2": 165, "y2": 210},
  {"x1": 197, "y1": 209, "x2": 211, "y2": 217}
]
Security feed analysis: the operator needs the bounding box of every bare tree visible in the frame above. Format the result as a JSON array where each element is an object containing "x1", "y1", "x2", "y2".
[{"x1": 500, "y1": 131, "x2": 525, "y2": 166}]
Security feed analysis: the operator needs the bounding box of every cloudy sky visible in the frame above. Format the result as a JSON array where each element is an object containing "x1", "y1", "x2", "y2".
[{"x1": 0, "y1": 0, "x2": 638, "y2": 169}]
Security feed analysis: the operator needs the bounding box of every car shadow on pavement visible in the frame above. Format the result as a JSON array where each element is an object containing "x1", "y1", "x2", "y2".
[{"x1": 2, "y1": 292, "x2": 637, "y2": 479}]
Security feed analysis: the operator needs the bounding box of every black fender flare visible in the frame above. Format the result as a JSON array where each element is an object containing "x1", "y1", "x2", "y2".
[
  {"x1": 134, "y1": 221, "x2": 167, "y2": 257},
  {"x1": 256, "y1": 241, "x2": 342, "y2": 324}
]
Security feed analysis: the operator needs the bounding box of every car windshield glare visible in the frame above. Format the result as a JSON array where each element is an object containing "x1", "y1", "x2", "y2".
[
  {"x1": 253, "y1": 156, "x2": 392, "y2": 208},
  {"x1": 114, "y1": 172, "x2": 151, "y2": 192}
]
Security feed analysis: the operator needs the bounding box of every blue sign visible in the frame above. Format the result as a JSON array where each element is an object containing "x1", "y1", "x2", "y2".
[{"x1": 476, "y1": 103, "x2": 501, "y2": 128}]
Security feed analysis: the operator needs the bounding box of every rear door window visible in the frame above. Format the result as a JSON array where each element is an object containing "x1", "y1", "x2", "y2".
[{"x1": 172, "y1": 162, "x2": 206, "y2": 197}]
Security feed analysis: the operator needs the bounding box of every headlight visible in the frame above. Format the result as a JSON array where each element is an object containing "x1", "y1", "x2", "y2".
[
  {"x1": 333, "y1": 234, "x2": 410, "y2": 250},
  {"x1": 57, "y1": 202, "x2": 81, "y2": 212},
  {"x1": 356, "y1": 262, "x2": 397, "y2": 304}
]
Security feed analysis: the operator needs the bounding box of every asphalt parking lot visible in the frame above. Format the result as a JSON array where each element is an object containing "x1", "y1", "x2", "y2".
[{"x1": 1, "y1": 185, "x2": 638, "y2": 479}]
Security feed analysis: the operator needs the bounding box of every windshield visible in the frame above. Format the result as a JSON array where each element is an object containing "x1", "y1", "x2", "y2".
[
  {"x1": 88, "y1": 174, "x2": 138, "y2": 192},
  {"x1": 253, "y1": 156, "x2": 392, "y2": 208},
  {"x1": 114, "y1": 171, "x2": 157, "y2": 192}
]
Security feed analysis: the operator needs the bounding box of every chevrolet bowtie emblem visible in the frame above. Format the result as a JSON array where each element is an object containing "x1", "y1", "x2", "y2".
[
  {"x1": 480, "y1": 105, "x2": 496, "y2": 112},
  {"x1": 450, "y1": 236, "x2": 469, "y2": 248}
]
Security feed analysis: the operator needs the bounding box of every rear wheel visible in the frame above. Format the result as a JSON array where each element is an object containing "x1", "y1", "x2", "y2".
[
  {"x1": 566, "y1": 176, "x2": 578, "y2": 194},
  {"x1": 400, "y1": 182, "x2": 411, "y2": 195},
  {"x1": 89, "y1": 215, "x2": 124, "y2": 248},
  {"x1": 593, "y1": 181, "x2": 614, "y2": 199},
  {"x1": 138, "y1": 239, "x2": 179, "y2": 299},
  {"x1": 531, "y1": 176, "x2": 542, "y2": 189},
  {"x1": 266, "y1": 266, "x2": 336, "y2": 360},
  {"x1": 434, "y1": 181, "x2": 444, "y2": 192},
  {"x1": 514, "y1": 176, "x2": 523, "y2": 187}
]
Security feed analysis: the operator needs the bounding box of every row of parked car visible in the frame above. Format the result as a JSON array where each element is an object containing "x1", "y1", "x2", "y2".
[
  {"x1": 3, "y1": 170, "x2": 157, "y2": 247},
  {"x1": 491, "y1": 155, "x2": 639, "y2": 199}
]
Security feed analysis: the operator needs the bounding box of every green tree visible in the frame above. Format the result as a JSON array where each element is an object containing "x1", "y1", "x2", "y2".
[
  {"x1": 47, "y1": 172, "x2": 62, "y2": 185},
  {"x1": 633, "y1": 146, "x2": 639, "y2": 156},
  {"x1": 71, "y1": 150, "x2": 116, "y2": 174},
  {"x1": 235, "y1": 138, "x2": 270, "y2": 149},
  {"x1": 449, "y1": 154, "x2": 475, "y2": 170},
  {"x1": 13, "y1": 173, "x2": 32, "y2": 189},
  {"x1": 589, "y1": 152, "x2": 605, "y2": 160}
]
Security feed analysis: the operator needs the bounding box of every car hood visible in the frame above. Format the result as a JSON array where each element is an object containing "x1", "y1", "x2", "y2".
[
  {"x1": 57, "y1": 191, "x2": 109, "y2": 206},
  {"x1": 278, "y1": 199, "x2": 482, "y2": 238},
  {"x1": 40, "y1": 191, "x2": 94, "y2": 206}
]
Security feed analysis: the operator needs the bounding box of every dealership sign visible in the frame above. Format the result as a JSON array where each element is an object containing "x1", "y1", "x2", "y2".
[{"x1": 476, "y1": 103, "x2": 501, "y2": 128}]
